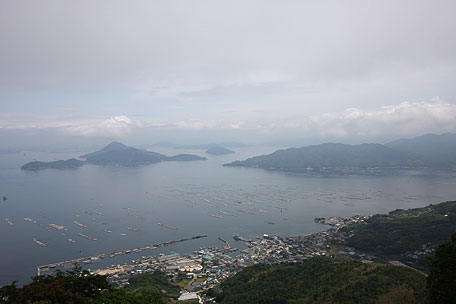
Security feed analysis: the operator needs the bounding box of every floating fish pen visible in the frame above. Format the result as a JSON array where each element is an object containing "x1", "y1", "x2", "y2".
[
  {"x1": 79, "y1": 233, "x2": 97, "y2": 241},
  {"x1": 73, "y1": 220, "x2": 87, "y2": 228},
  {"x1": 49, "y1": 224, "x2": 65, "y2": 230},
  {"x1": 219, "y1": 211, "x2": 234, "y2": 216},
  {"x1": 24, "y1": 217, "x2": 37, "y2": 223},
  {"x1": 32, "y1": 237, "x2": 47, "y2": 247},
  {"x1": 4, "y1": 218, "x2": 13, "y2": 225}
]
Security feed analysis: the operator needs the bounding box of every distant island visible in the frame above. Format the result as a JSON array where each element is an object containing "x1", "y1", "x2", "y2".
[
  {"x1": 205, "y1": 146, "x2": 235, "y2": 155},
  {"x1": 224, "y1": 133, "x2": 456, "y2": 172},
  {"x1": 81, "y1": 142, "x2": 206, "y2": 165},
  {"x1": 21, "y1": 142, "x2": 206, "y2": 170},
  {"x1": 21, "y1": 158, "x2": 83, "y2": 171},
  {"x1": 165, "y1": 154, "x2": 207, "y2": 161},
  {"x1": 175, "y1": 142, "x2": 246, "y2": 150}
]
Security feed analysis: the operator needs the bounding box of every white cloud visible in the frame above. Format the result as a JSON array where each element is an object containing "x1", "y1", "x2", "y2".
[
  {"x1": 2, "y1": 98, "x2": 456, "y2": 145},
  {"x1": 62, "y1": 116, "x2": 137, "y2": 139},
  {"x1": 173, "y1": 120, "x2": 217, "y2": 130},
  {"x1": 144, "y1": 97, "x2": 456, "y2": 140},
  {"x1": 302, "y1": 97, "x2": 456, "y2": 138}
]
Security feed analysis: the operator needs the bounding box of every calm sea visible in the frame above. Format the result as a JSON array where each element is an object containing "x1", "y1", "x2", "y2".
[{"x1": 1, "y1": 146, "x2": 455, "y2": 285}]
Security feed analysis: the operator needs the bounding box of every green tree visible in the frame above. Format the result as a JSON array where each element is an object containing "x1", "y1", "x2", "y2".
[
  {"x1": 91, "y1": 289, "x2": 145, "y2": 304},
  {"x1": 0, "y1": 267, "x2": 109, "y2": 304},
  {"x1": 378, "y1": 285, "x2": 416, "y2": 304},
  {"x1": 427, "y1": 232, "x2": 456, "y2": 304}
]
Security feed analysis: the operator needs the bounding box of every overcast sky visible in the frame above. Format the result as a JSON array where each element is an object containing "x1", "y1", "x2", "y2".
[{"x1": 1, "y1": 0, "x2": 456, "y2": 148}]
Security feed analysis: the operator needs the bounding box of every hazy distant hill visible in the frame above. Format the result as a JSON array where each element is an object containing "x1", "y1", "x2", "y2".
[
  {"x1": 21, "y1": 158, "x2": 84, "y2": 170},
  {"x1": 80, "y1": 141, "x2": 131, "y2": 159},
  {"x1": 224, "y1": 143, "x2": 420, "y2": 171},
  {"x1": 224, "y1": 133, "x2": 456, "y2": 172},
  {"x1": 165, "y1": 154, "x2": 207, "y2": 161},
  {"x1": 175, "y1": 142, "x2": 246, "y2": 150},
  {"x1": 385, "y1": 133, "x2": 456, "y2": 168},
  {"x1": 175, "y1": 143, "x2": 218, "y2": 150},
  {"x1": 206, "y1": 146, "x2": 235, "y2": 155},
  {"x1": 82, "y1": 147, "x2": 167, "y2": 165},
  {"x1": 81, "y1": 142, "x2": 206, "y2": 165}
]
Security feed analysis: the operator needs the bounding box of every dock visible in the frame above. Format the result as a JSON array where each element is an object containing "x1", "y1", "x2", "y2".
[
  {"x1": 218, "y1": 236, "x2": 230, "y2": 247},
  {"x1": 37, "y1": 234, "x2": 207, "y2": 276}
]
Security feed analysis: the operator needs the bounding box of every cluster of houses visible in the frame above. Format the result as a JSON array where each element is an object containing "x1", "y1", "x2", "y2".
[
  {"x1": 99, "y1": 246, "x2": 238, "y2": 290},
  {"x1": 95, "y1": 213, "x2": 406, "y2": 302},
  {"x1": 404, "y1": 242, "x2": 437, "y2": 262}
]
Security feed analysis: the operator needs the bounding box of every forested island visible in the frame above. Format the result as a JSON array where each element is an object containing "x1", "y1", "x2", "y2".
[
  {"x1": 205, "y1": 146, "x2": 234, "y2": 155},
  {"x1": 225, "y1": 133, "x2": 456, "y2": 172},
  {"x1": 20, "y1": 158, "x2": 83, "y2": 171},
  {"x1": 80, "y1": 142, "x2": 206, "y2": 165},
  {"x1": 21, "y1": 142, "x2": 206, "y2": 170}
]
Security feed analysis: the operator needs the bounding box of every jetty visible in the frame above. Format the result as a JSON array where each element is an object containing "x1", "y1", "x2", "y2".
[
  {"x1": 232, "y1": 234, "x2": 255, "y2": 245},
  {"x1": 37, "y1": 234, "x2": 207, "y2": 276},
  {"x1": 218, "y1": 236, "x2": 230, "y2": 247}
]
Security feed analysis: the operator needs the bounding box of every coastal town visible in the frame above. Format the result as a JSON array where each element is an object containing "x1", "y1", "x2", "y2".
[
  {"x1": 38, "y1": 213, "x2": 390, "y2": 302},
  {"x1": 34, "y1": 207, "x2": 444, "y2": 303}
]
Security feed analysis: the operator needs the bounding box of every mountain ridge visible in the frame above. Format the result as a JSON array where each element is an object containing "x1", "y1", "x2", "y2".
[{"x1": 224, "y1": 133, "x2": 456, "y2": 171}]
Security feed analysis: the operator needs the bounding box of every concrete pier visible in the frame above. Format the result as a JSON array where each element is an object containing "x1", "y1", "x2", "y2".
[{"x1": 37, "y1": 234, "x2": 207, "y2": 275}]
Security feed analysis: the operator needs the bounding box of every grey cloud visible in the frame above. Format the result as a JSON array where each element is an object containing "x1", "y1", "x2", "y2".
[
  {"x1": 1, "y1": 0, "x2": 456, "y2": 147},
  {"x1": 1, "y1": 0, "x2": 455, "y2": 92}
]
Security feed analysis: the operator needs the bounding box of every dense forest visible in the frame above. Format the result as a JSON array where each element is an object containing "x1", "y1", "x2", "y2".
[
  {"x1": 0, "y1": 269, "x2": 182, "y2": 304},
  {"x1": 208, "y1": 257, "x2": 428, "y2": 304},
  {"x1": 346, "y1": 201, "x2": 456, "y2": 269},
  {"x1": 208, "y1": 233, "x2": 456, "y2": 304}
]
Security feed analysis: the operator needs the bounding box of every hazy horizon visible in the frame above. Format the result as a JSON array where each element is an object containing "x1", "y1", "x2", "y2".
[{"x1": 2, "y1": 1, "x2": 456, "y2": 150}]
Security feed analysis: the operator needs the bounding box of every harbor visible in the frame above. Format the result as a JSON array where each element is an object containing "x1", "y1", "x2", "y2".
[{"x1": 36, "y1": 234, "x2": 207, "y2": 276}]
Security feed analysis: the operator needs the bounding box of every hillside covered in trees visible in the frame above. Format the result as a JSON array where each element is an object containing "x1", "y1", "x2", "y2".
[
  {"x1": 346, "y1": 201, "x2": 456, "y2": 270},
  {"x1": 208, "y1": 257, "x2": 427, "y2": 304},
  {"x1": 224, "y1": 133, "x2": 456, "y2": 172},
  {"x1": 0, "y1": 269, "x2": 183, "y2": 304}
]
